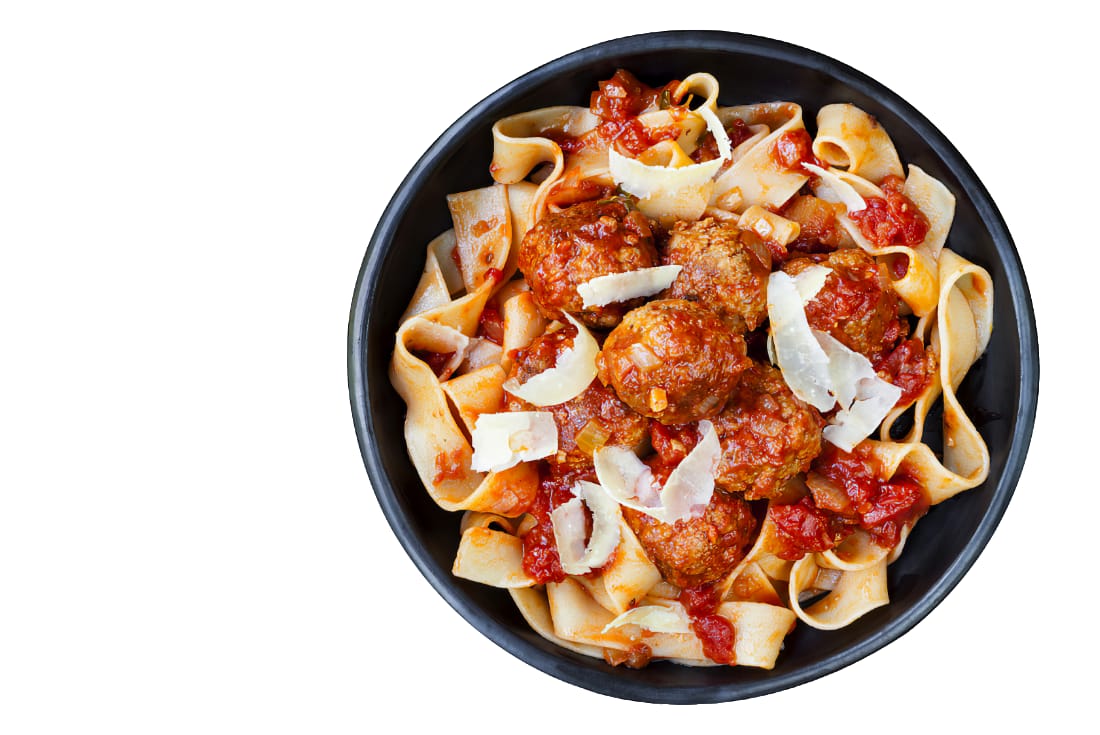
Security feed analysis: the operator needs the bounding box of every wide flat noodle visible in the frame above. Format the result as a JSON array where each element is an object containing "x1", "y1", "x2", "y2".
[
  {"x1": 390, "y1": 184, "x2": 538, "y2": 516},
  {"x1": 452, "y1": 526, "x2": 536, "y2": 588},
  {"x1": 789, "y1": 555, "x2": 889, "y2": 630},
  {"x1": 812, "y1": 103, "x2": 904, "y2": 184},
  {"x1": 711, "y1": 102, "x2": 808, "y2": 212},
  {"x1": 878, "y1": 249, "x2": 993, "y2": 501}
]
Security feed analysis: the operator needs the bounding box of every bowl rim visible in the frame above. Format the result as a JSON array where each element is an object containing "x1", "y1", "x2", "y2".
[{"x1": 348, "y1": 30, "x2": 1040, "y2": 704}]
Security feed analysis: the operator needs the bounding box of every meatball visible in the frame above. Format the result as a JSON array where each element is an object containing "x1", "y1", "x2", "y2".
[
  {"x1": 598, "y1": 299, "x2": 749, "y2": 425},
  {"x1": 783, "y1": 248, "x2": 906, "y2": 360},
  {"x1": 505, "y1": 327, "x2": 648, "y2": 465},
  {"x1": 659, "y1": 217, "x2": 772, "y2": 332},
  {"x1": 711, "y1": 361, "x2": 825, "y2": 500},
  {"x1": 623, "y1": 490, "x2": 757, "y2": 589},
  {"x1": 518, "y1": 199, "x2": 658, "y2": 328}
]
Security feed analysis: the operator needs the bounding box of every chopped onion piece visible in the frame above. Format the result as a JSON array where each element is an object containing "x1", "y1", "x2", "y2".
[
  {"x1": 813, "y1": 567, "x2": 844, "y2": 591},
  {"x1": 470, "y1": 411, "x2": 558, "y2": 472},
  {"x1": 802, "y1": 162, "x2": 867, "y2": 213},
  {"x1": 574, "y1": 418, "x2": 611, "y2": 456},
  {"x1": 551, "y1": 480, "x2": 623, "y2": 575},
  {"x1": 602, "y1": 603, "x2": 692, "y2": 634},
  {"x1": 577, "y1": 265, "x2": 683, "y2": 308},
  {"x1": 767, "y1": 271, "x2": 834, "y2": 411},
  {"x1": 501, "y1": 313, "x2": 598, "y2": 406},
  {"x1": 593, "y1": 421, "x2": 720, "y2": 524},
  {"x1": 627, "y1": 342, "x2": 661, "y2": 371}
]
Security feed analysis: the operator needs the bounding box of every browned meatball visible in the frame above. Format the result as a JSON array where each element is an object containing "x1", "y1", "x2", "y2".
[
  {"x1": 783, "y1": 248, "x2": 906, "y2": 360},
  {"x1": 623, "y1": 490, "x2": 757, "y2": 589},
  {"x1": 659, "y1": 218, "x2": 772, "y2": 332},
  {"x1": 711, "y1": 361, "x2": 825, "y2": 500},
  {"x1": 505, "y1": 327, "x2": 648, "y2": 465},
  {"x1": 598, "y1": 299, "x2": 749, "y2": 425},
  {"x1": 518, "y1": 199, "x2": 658, "y2": 328}
]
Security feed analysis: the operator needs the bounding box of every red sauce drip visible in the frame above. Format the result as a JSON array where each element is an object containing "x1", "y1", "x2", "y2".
[
  {"x1": 485, "y1": 267, "x2": 504, "y2": 284},
  {"x1": 771, "y1": 129, "x2": 825, "y2": 172},
  {"x1": 540, "y1": 128, "x2": 590, "y2": 154},
  {"x1": 875, "y1": 338, "x2": 935, "y2": 406},
  {"x1": 849, "y1": 175, "x2": 930, "y2": 249},
  {"x1": 477, "y1": 304, "x2": 505, "y2": 345},
  {"x1": 679, "y1": 583, "x2": 735, "y2": 664},
  {"x1": 521, "y1": 465, "x2": 595, "y2": 584}
]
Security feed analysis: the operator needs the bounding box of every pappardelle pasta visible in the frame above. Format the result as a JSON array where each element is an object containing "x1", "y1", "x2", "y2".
[{"x1": 390, "y1": 70, "x2": 992, "y2": 668}]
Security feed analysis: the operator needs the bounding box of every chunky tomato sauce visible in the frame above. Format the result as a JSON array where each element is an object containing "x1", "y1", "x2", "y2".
[
  {"x1": 679, "y1": 583, "x2": 735, "y2": 664},
  {"x1": 588, "y1": 69, "x2": 684, "y2": 155},
  {"x1": 690, "y1": 118, "x2": 754, "y2": 163},
  {"x1": 521, "y1": 465, "x2": 601, "y2": 584},
  {"x1": 771, "y1": 129, "x2": 825, "y2": 172},
  {"x1": 770, "y1": 444, "x2": 929, "y2": 557},
  {"x1": 849, "y1": 175, "x2": 929, "y2": 249},
  {"x1": 875, "y1": 337, "x2": 936, "y2": 406}
]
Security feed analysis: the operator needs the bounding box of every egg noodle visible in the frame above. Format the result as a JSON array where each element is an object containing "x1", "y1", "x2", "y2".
[{"x1": 389, "y1": 71, "x2": 992, "y2": 668}]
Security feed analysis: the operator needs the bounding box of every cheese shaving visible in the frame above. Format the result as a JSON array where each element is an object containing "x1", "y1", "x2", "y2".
[
  {"x1": 576, "y1": 265, "x2": 683, "y2": 308},
  {"x1": 602, "y1": 604, "x2": 692, "y2": 635},
  {"x1": 469, "y1": 411, "x2": 558, "y2": 472},
  {"x1": 767, "y1": 272, "x2": 834, "y2": 411},
  {"x1": 817, "y1": 333, "x2": 902, "y2": 452},
  {"x1": 501, "y1": 313, "x2": 598, "y2": 406},
  {"x1": 593, "y1": 420, "x2": 720, "y2": 524},
  {"x1": 768, "y1": 271, "x2": 904, "y2": 450},
  {"x1": 792, "y1": 265, "x2": 830, "y2": 304},
  {"x1": 802, "y1": 162, "x2": 867, "y2": 213},
  {"x1": 608, "y1": 105, "x2": 733, "y2": 221},
  {"x1": 551, "y1": 480, "x2": 623, "y2": 576}
]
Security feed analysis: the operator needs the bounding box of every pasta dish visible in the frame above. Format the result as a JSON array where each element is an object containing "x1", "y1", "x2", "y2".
[{"x1": 388, "y1": 69, "x2": 992, "y2": 668}]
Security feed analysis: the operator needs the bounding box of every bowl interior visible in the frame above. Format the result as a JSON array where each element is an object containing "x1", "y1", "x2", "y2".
[{"x1": 350, "y1": 32, "x2": 1036, "y2": 703}]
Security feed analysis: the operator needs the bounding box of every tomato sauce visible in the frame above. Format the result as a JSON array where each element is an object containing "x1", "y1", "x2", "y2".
[
  {"x1": 649, "y1": 421, "x2": 699, "y2": 467},
  {"x1": 679, "y1": 583, "x2": 735, "y2": 664},
  {"x1": 412, "y1": 350, "x2": 455, "y2": 378},
  {"x1": 849, "y1": 175, "x2": 929, "y2": 249},
  {"x1": 588, "y1": 69, "x2": 684, "y2": 155},
  {"x1": 521, "y1": 464, "x2": 596, "y2": 584},
  {"x1": 690, "y1": 118, "x2": 754, "y2": 163},
  {"x1": 771, "y1": 129, "x2": 825, "y2": 172},
  {"x1": 875, "y1": 338, "x2": 936, "y2": 406},
  {"x1": 476, "y1": 304, "x2": 504, "y2": 345}
]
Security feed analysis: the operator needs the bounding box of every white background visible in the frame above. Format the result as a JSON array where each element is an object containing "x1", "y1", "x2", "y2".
[{"x1": 0, "y1": 2, "x2": 1091, "y2": 732}]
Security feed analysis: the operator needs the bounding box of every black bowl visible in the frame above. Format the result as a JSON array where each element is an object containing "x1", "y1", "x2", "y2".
[{"x1": 348, "y1": 31, "x2": 1038, "y2": 703}]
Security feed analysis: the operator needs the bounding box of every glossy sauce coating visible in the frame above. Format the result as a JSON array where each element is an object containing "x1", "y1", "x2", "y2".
[
  {"x1": 659, "y1": 218, "x2": 772, "y2": 332},
  {"x1": 623, "y1": 487, "x2": 757, "y2": 589},
  {"x1": 849, "y1": 175, "x2": 929, "y2": 249},
  {"x1": 519, "y1": 199, "x2": 657, "y2": 328},
  {"x1": 783, "y1": 248, "x2": 907, "y2": 360},
  {"x1": 599, "y1": 299, "x2": 749, "y2": 424},
  {"x1": 711, "y1": 361, "x2": 825, "y2": 500},
  {"x1": 505, "y1": 327, "x2": 648, "y2": 465}
]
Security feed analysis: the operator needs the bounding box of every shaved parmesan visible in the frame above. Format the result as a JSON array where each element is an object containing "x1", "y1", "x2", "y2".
[
  {"x1": 767, "y1": 272, "x2": 834, "y2": 411},
  {"x1": 608, "y1": 105, "x2": 733, "y2": 221},
  {"x1": 817, "y1": 333, "x2": 902, "y2": 452},
  {"x1": 768, "y1": 271, "x2": 904, "y2": 450},
  {"x1": 551, "y1": 481, "x2": 623, "y2": 575},
  {"x1": 594, "y1": 420, "x2": 720, "y2": 524},
  {"x1": 577, "y1": 265, "x2": 682, "y2": 308},
  {"x1": 791, "y1": 265, "x2": 830, "y2": 304},
  {"x1": 501, "y1": 313, "x2": 598, "y2": 406},
  {"x1": 602, "y1": 604, "x2": 692, "y2": 635},
  {"x1": 802, "y1": 162, "x2": 867, "y2": 213},
  {"x1": 470, "y1": 411, "x2": 557, "y2": 472}
]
